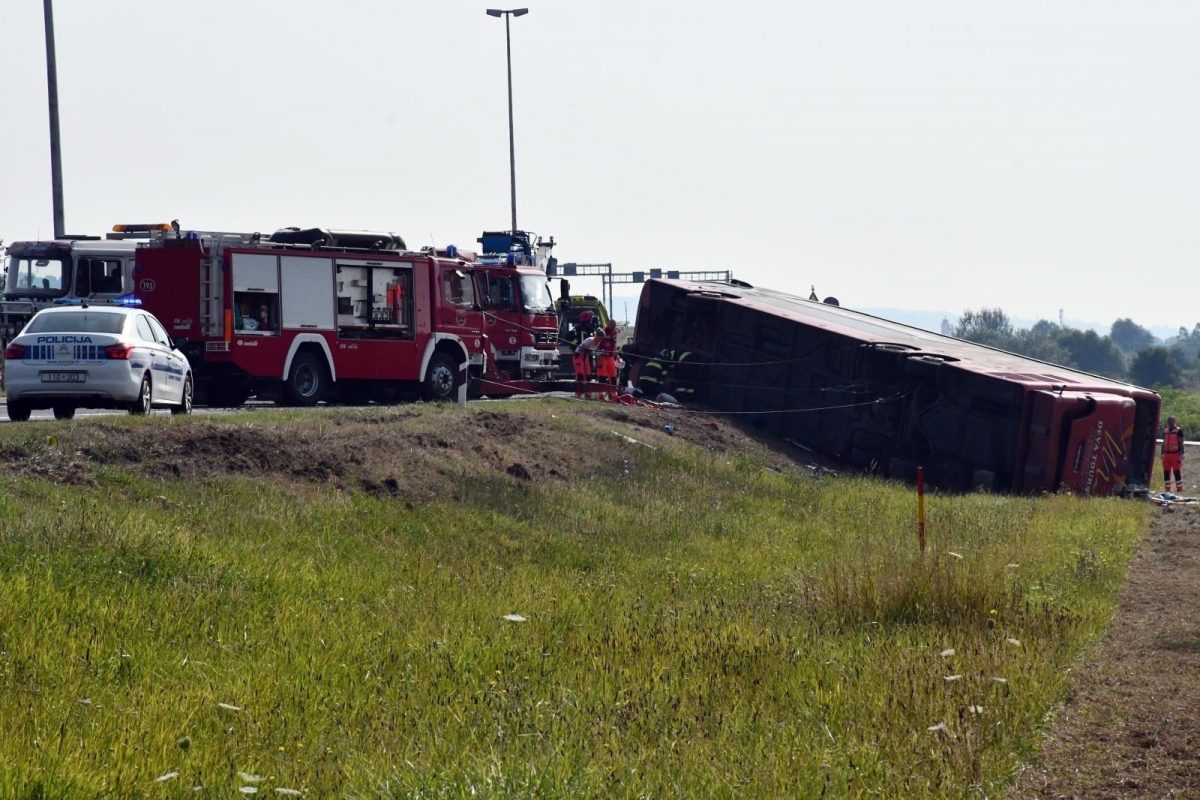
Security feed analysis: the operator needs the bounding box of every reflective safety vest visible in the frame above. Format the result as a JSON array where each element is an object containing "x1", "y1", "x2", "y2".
[
  {"x1": 638, "y1": 358, "x2": 666, "y2": 388},
  {"x1": 673, "y1": 351, "x2": 696, "y2": 397},
  {"x1": 1164, "y1": 428, "x2": 1184, "y2": 454}
]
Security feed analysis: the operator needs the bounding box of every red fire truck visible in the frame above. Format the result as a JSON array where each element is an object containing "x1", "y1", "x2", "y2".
[
  {"x1": 132, "y1": 225, "x2": 545, "y2": 406},
  {"x1": 472, "y1": 230, "x2": 560, "y2": 389}
]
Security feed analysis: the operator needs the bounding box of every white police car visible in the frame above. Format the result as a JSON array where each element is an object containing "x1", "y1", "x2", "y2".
[{"x1": 4, "y1": 305, "x2": 193, "y2": 421}]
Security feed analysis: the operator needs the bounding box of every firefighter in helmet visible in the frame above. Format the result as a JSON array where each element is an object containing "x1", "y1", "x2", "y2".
[
  {"x1": 635, "y1": 348, "x2": 700, "y2": 403},
  {"x1": 637, "y1": 349, "x2": 672, "y2": 399},
  {"x1": 571, "y1": 309, "x2": 597, "y2": 347}
]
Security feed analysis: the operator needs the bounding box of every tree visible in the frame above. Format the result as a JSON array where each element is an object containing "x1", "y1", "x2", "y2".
[
  {"x1": 1169, "y1": 323, "x2": 1200, "y2": 367},
  {"x1": 954, "y1": 308, "x2": 1013, "y2": 348},
  {"x1": 1129, "y1": 347, "x2": 1182, "y2": 388},
  {"x1": 1109, "y1": 318, "x2": 1157, "y2": 354},
  {"x1": 1056, "y1": 329, "x2": 1126, "y2": 378},
  {"x1": 1030, "y1": 319, "x2": 1061, "y2": 338},
  {"x1": 1008, "y1": 328, "x2": 1071, "y2": 365}
]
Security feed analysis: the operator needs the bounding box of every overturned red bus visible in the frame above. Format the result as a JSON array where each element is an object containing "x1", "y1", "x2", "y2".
[{"x1": 628, "y1": 279, "x2": 1159, "y2": 496}]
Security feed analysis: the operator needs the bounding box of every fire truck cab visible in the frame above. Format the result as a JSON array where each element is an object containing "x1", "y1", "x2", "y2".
[{"x1": 473, "y1": 230, "x2": 559, "y2": 383}]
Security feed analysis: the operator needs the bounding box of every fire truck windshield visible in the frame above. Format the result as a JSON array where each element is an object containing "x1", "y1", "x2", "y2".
[
  {"x1": 519, "y1": 275, "x2": 554, "y2": 313},
  {"x1": 5, "y1": 256, "x2": 68, "y2": 298}
]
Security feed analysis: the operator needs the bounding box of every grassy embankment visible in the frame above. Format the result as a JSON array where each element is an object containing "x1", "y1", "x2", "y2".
[
  {"x1": 1157, "y1": 386, "x2": 1200, "y2": 436},
  {"x1": 0, "y1": 405, "x2": 1147, "y2": 798}
]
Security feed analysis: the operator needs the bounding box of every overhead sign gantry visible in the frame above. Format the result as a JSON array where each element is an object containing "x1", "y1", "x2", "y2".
[{"x1": 546, "y1": 262, "x2": 734, "y2": 316}]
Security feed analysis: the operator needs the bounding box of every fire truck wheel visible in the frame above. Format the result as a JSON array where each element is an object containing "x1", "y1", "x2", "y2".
[
  {"x1": 129, "y1": 374, "x2": 153, "y2": 415},
  {"x1": 422, "y1": 353, "x2": 459, "y2": 401},
  {"x1": 52, "y1": 404, "x2": 76, "y2": 421},
  {"x1": 286, "y1": 352, "x2": 327, "y2": 406},
  {"x1": 6, "y1": 401, "x2": 31, "y2": 422},
  {"x1": 172, "y1": 376, "x2": 194, "y2": 416}
]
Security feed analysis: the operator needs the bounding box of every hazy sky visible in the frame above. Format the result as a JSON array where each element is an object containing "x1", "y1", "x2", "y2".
[{"x1": 3, "y1": 1, "x2": 1198, "y2": 330}]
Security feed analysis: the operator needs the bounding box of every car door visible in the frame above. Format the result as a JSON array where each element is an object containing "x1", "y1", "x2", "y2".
[
  {"x1": 147, "y1": 316, "x2": 184, "y2": 402},
  {"x1": 133, "y1": 313, "x2": 169, "y2": 403},
  {"x1": 146, "y1": 314, "x2": 185, "y2": 403}
]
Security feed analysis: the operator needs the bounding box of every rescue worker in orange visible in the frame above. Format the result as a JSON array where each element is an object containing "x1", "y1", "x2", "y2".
[
  {"x1": 573, "y1": 331, "x2": 598, "y2": 397},
  {"x1": 595, "y1": 320, "x2": 619, "y2": 387},
  {"x1": 1162, "y1": 416, "x2": 1185, "y2": 493}
]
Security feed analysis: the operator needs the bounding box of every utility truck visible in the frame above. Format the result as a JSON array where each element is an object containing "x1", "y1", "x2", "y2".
[{"x1": 1, "y1": 226, "x2": 157, "y2": 342}]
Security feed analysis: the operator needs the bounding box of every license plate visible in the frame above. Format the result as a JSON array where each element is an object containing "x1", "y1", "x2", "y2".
[{"x1": 40, "y1": 371, "x2": 85, "y2": 383}]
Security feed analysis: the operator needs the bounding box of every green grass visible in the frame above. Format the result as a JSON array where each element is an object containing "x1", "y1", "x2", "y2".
[
  {"x1": 0, "y1": 414, "x2": 1147, "y2": 798},
  {"x1": 1157, "y1": 386, "x2": 1200, "y2": 437}
]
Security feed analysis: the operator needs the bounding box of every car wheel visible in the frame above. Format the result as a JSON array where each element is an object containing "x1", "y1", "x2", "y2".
[
  {"x1": 285, "y1": 352, "x2": 327, "y2": 406},
  {"x1": 172, "y1": 375, "x2": 193, "y2": 416},
  {"x1": 129, "y1": 373, "x2": 152, "y2": 415},
  {"x1": 422, "y1": 353, "x2": 459, "y2": 401},
  {"x1": 7, "y1": 401, "x2": 31, "y2": 422},
  {"x1": 52, "y1": 404, "x2": 76, "y2": 420}
]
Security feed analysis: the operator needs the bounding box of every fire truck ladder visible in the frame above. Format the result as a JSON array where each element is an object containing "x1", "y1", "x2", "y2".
[
  {"x1": 198, "y1": 233, "x2": 250, "y2": 340},
  {"x1": 199, "y1": 246, "x2": 219, "y2": 338}
]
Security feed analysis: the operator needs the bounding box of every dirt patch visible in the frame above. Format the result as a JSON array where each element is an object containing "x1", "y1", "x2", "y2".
[
  {"x1": 1011, "y1": 504, "x2": 1200, "y2": 798},
  {"x1": 0, "y1": 400, "x2": 839, "y2": 500}
]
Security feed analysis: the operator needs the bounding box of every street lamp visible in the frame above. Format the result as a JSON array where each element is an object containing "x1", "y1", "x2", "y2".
[
  {"x1": 486, "y1": 7, "x2": 528, "y2": 234},
  {"x1": 43, "y1": 0, "x2": 65, "y2": 239}
]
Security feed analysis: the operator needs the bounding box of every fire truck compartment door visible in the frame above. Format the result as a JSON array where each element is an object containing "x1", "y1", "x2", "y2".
[
  {"x1": 280, "y1": 256, "x2": 335, "y2": 330},
  {"x1": 232, "y1": 254, "x2": 279, "y2": 293}
]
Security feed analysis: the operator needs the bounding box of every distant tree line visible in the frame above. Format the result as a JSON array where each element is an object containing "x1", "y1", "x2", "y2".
[{"x1": 952, "y1": 308, "x2": 1196, "y2": 389}]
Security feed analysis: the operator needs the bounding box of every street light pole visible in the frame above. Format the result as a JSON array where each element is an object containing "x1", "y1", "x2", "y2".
[
  {"x1": 486, "y1": 8, "x2": 528, "y2": 234},
  {"x1": 43, "y1": 0, "x2": 65, "y2": 239}
]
